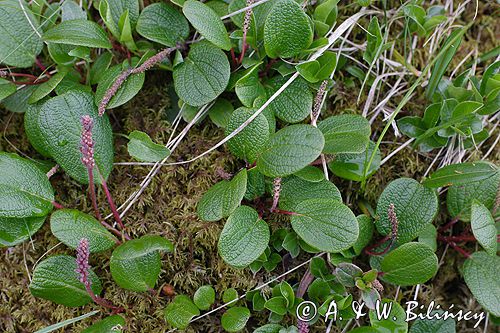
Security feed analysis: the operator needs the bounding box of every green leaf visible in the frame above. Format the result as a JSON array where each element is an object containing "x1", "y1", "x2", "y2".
[
  {"x1": 471, "y1": 201, "x2": 497, "y2": 256},
  {"x1": 0, "y1": 215, "x2": 46, "y2": 247},
  {"x1": 418, "y1": 224, "x2": 437, "y2": 252},
  {"x1": 423, "y1": 161, "x2": 498, "y2": 188},
  {"x1": 50, "y1": 209, "x2": 117, "y2": 253},
  {"x1": 353, "y1": 215, "x2": 374, "y2": 255},
  {"x1": 266, "y1": 76, "x2": 313, "y2": 123},
  {"x1": 256, "y1": 124, "x2": 325, "y2": 177},
  {"x1": 28, "y1": 70, "x2": 68, "y2": 104},
  {"x1": 30, "y1": 255, "x2": 102, "y2": 307},
  {"x1": 294, "y1": 165, "x2": 325, "y2": 182},
  {"x1": 61, "y1": 1, "x2": 87, "y2": 21},
  {"x1": 1, "y1": 85, "x2": 37, "y2": 113},
  {"x1": 235, "y1": 64, "x2": 266, "y2": 107},
  {"x1": 253, "y1": 324, "x2": 285, "y2": 333},
  {"x1": 164, "y1": 295, "x2": 200, "y2": 329},
  {"x1": 244, "y1": 167, "x2": 265, "y2": 200},
  {"x1": 426, "y1": 29, "x2": 463, "y2": 99},
  {"x1": 173, "y1": 41, "x2": 230, "y2": 106},
  {"x1": 0, "y1": 78, "x2": 16, "y2": 102},
  {"x1": 110, "y1": 235, "x2": 173, "y2": 292},
  {"x1": 296, "y1": 51, "x2": 337, "y2": 83},
  {"x1": 197, "y1": 169, "x2": 247, "y2": 221},
  {"x1": 446, "y1": 171, "x2": 499, "y2": 221},
  {"x1": 318, "y1": 114, "x2": 371, "y2": 154},
  {"x1": 369, "y1": 300, "x2": 408, "y2": 333},
  {"x1": 95, "y1": 62, "x2": 145, "y2": 110},
  {"x1": 104, "y1": 0, "x2": 139, "y2": 36},
  {"x1": 0, "y1": 0, "x2": 43, "y2": 67},
  {"x1": 279, "y1": 175, "x2": 342, "y2": 212},
  {"x1": 381, "y1": 242, "x2": 438, "y2": 286},
  {"x1": 81, "y1": 315, "x2": 126, "y2": 333},
  {"x1": 35, "y1": 311, "x2": 100, "y2": 333},
  {"x1": 208, "y1": 98, "x2": 234, "y2": 128},
  {"x1": 463, "y1": 252, "x2": 500, "y2": 316},
  {"x1": 264, "y1": 297, "x2": 288, "y2": 315},
  {"x1": 0, "y1": 152, "x2": 54, "y2": 218},
  {"x1": 26, "y1": 91, "x2": 114, "y2": 184},
  {"x1": 264, "y1": 0, "x2": 313, "y2": 58},
  {"x1": 280, "y1": 281, "x2": 295, "y2": 307},
  {"x1": 291, "y1": 198, "x2": 359, "y2": 252},
  {"x1": 397, "y1": 116, "x2": 427, "y2": 138},
  {"x1": 90, "y1": 52, "x2": 114, "y2": 85},
  {"x1": 409, "y1": 311, "x2": 456, "y2": 333},
  {"x1": 328, "y1": 141, "x2": 381, "y2": 182},
  {"x1": 222, "y1": 288, "x2": 239, "y2": 305},
  {"x1": 221, "y1": 307, "x2": 251, "y2": 332},
  {"x1": 218, "y1": 206, "x2": 270, "y2": 268},
  {"x1": 363, "y1": 17, "x2": 383, "y2": 64},
  {"x1": 44, "y1": 19, "x2": 112, "y2": 49},
  {"x1": 127, "y1": 130, "x2": 170, "y2": 162},
  {"x1": 182, "y1": 0, "x2": 231, "y2": 50},
  {"x1": 225, "y1": 107, "x2": 270, "y2": 163},
  {"x1": 136, "y1": 3, "x2": 189, "y2": 46},
  {"x1": 376, "y1": 178, "x2": 438, "y2": 243},
  {"x1": 193, "y1": 285, "x2": 216, "y2": 310}
]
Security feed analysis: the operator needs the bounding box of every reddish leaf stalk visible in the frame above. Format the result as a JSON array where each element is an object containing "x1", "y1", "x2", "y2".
[
  {"x1": 76, "y1": 239, "x2": 124, "y2": 313},
  {"x1": 272, "y1": 209, "x2": 299, "y2": 216},
  {"x1": 438, "y1": 217, "x2": 459, "y2": 232},
  {"x1": 52, "y1": 201, "x2": 64, "y2": 209},
  {"x1": 365, "y1": 203, "x2": 398, "y2": 256},
  {"x1": 35, "y1": 58, "x2": 50, "y2": 78},
  {"x1": 99, "y1": 173, "x2": 125, "y2": 231},
  {"x1": 98, "y1": 47, "x2": 177, "y2": 116}
]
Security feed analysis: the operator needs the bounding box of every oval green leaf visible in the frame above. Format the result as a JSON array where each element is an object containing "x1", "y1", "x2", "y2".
[
  {"x1": 136, "y1": 3, "x2": 189, "y2": 46},
  {"x1": 318, "y1": 114, "x2": 371, "y2": 154},
  {"x1": 470, "y1": 201, "x2": 497, "y2": 256},
  {"x1": 423, "y1": 161, "x2": 498, "y2": 188},
  {"x1": 193, "y1": 285, "x2": 216, "y2": 310},
  {"x1": 43, "y1": 19, "x2": 112, "y2": 49},
  {"x1": 221, "y1": 307, "x2": 251, "y2": 332},
  {"x1": 164, "y1": 295, "x2": 200, "y2": 329},
  {"x1": 127, "y1": 130, "x2": 170, "y2": 162},
  {"x1": 266, "y1": 76, "x2": 313, "y2": 123},
  {"x1": 0, "y1": 215, "x2": 46, "y2": 247}
]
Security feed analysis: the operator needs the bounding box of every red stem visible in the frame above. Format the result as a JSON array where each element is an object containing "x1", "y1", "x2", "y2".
[
  {"x1": 84, "y1": 282, "x2": 124, "y2": 313},
  {"x1": 87, "y1": 168, "x2": 102, "y2": 221},
  {"x1": 364, "y1": 235, "x2": 392, "y2": 256},
  {"x1": 99, "y1": 174, "x2": 125, "y2": 230},
  {"x1": 230, "y1": 48, "x2": 238, "y2": 68},
  {"x1": 35, "y1": 58, "x2": 50, "y2": 78},
  {"x1": 238, "y1": 35, "x2": 247, "y2": 65},
  {"x1": 272, "y1": 209, "x2": 299, "y2": 216},
  {"x1": 438, "y1": 217, "x2": 459, "y2": 232},
  {"x1": 52, "y1": 201, "x2": 64, "y2": 209}
]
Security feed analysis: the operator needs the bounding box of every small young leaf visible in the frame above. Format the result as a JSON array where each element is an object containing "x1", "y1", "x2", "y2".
[
  {"x1": 471, "y1": 201, "x2": 497, "y2": 256},
  {"x1": 296, "y1": 51, "x2": 337, "y2": 83},
  {"x1": 381, "y1": 242, "x2": 438, "y2": 286},
  {"x1": 256, "y1": 125, "x2": 325, "y2": 177},
  {"x1": 164, "y1": 295, "x2": 200, "y2": 329},
  {"x1": 197, "y1": 169, "x2": 247, "y2": 222},
  {"x1": 264, "y1": 297, "x2": 288, "y2": 315},
  {"x1": 0, "y1": 152, "x2": 54, "y2": 218},
  {"x1": 30, "y1": 255, "x2": 102, "y2": 307},
  {"x1": 266, "y1": 76, "x2": 313, "y2": 123},
  {"x1": 264, "y1": 0, "x2": 313, "y2": 58},
  {"x1": 423, "y1": 161, "x2": 498, "y2": 188},
  {"x1": 173, "y1": 41, "x2": 230, "y2": 106},
  {"x1": 43, "y1": 19, "x2": 112, "y2": 49},
  {"x1": 0, "y1": 216, "x2": 46, "y2": 247},
  {"x1": 218, "y1": 206, "x2": 270, "y2": 268},
  {"x1": 193, "y1": 285, "x2": 216, "y2": 310},
  {"x1": 318, "y1": 114, "x2": 371, "y2": 154},
  {"x1": 328, "y1": 141, "x2": 381, "y2": 182},
  {"x1": 223, "y1": 288, "x2": 239, "y2": 305},
  {"x1": 136, "y1": 3, "x2": 189, "y2": 46},
  {"x1": 50, "y1": 209, "x2": 117, "y2": 253},
  {"x1": 254, "y1": 324, "x2": 285, "y2": 333},
  {"x1": 463, "y1": 252, "x2": 500, "y2": 317},
  {"x1": 110, "y1": 235, "x2": 173, "y2": 292},
  {"x1": 279, "y1": 176, "x2": 342, "y2": 212},
  {"x1": 369, "y1": 300, "x2": 408, "y2": 333},
  {"x1": 81, "y1": 315, "x2": 126, "y2": 333},
  {"x1": 225, "y1": 107, "x2": 270, "y2": 163},
  {"x1": 183, "y1": 0, "x2": 231, "y2": 50},
  {"x1": 376, "y1": 178, "x2": 438, "y2": 243},
  {"x1": 291, "y1": 198, "x2": 359, "y2": 253},
  {"x1": 127, "y1": 130, "x2": 170, "y2": 162},
  {"x1": 221, "y1": 307, "x2": 251, "y2": 332},
  {"x1": 90, "y1": 52, "x2": 114, "y2": 85}
]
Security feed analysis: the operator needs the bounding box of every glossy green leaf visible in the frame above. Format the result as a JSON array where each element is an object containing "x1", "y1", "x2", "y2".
[
  {"x1": 463, "y1": 251, "x2": 500, "y2": 316},
  {"x1": 197, "y1": 169, "x2": 247, "y2": 221},
  {"x1": 296, "y1": 51, "x2": 337, "y2": 83},
  {"x1": 418, "y1": 224, "x2": 437, "y2": 252},
  {"x1": 291, "y1": 198, "x2": 358, "y2": 252},
  {"x1": 397, "y1": 116, "x2": 427, "y2": 138},
  {"x1": 28, "y1": 70, "x2": 68, "y2": 104},
  {"x1": 50, "y1": 209, "x2": 117, "y2": 253},
  {"x1": 279, "y1": 175, "x2": 341, "y2": 212},
  {"x1": 369, "y1": 300, "x2": 408, "y2": 333},
  {"x1": 0, "y1": 78, "x2": 16, "y2": 102},
  {"x1": 136, "y1": 3, "x2": 189, "y2": 46},
  {"x1": 222, "y1": 288, "x2": 239, "y2": 305},
  {"x1": 294, "y1": 165, "x2": 324, "y2": 182},
  {"x1": 328, "y1": 141, "x2": 381, "y2": 182},
  {"x1": 30, "y1": 255, "x2": 102, "y2": 307},
  {"x1": 0, "y1": 0, "x2": 43, "y2": 67},
  {"x1": 218, "y1": 206, "x2": 270, "y2": 268},
  {"x1": 127, "y1": 130, "x2": 170, "y2": 162},
  {"x1": 264, "y1": 0, "x2": 313, "y2": 58},
  {"x1": 0, "y1": 215, "x2": 46, "y2": 247},
  {"x1": 264, "y1": 297, "x2": 288, "y2": 315},
  {"x1": 95, "y1": 62, "x2": 145, "y2": 110},
  {"x1": 376, "y1": 178, "x2": 438, "y2": 243},
  {"x1": 471, "y1": 201, "x2": 497, "y2": 256},
  {"x1": 381, "y1": 242, "x2": 438, "y2": 286},
  {"x1": 409, "y1": 311, "x2": 456, "y2": 333},
  {"x1": 446, "y1": 171, "x2": 499, "y2": 221},
  {"x1": 266, "y1": 76, "x2": 313, "y2": 123},
  {"x1": 26, "y1": 91, "x2": 114, "y2": 184},
  {"x1": 423, "y1": 161, "x2": 498, "y2": 188},
  {"x1": 81, "y1": 315, "x2": 126, "y2": 333},
  {"x1": 353, "y1": 215, "x2": 374, "y2": 255},
  {"x1": 254, "y1": 324, "x2": 285, "y2": 333},
  {"x1": 104, "y1": 0, "x2": 139, "y2": 36},
  {"x1": 183, "y1": 0, "x2": 231, "y2": 50},
  {"x1": 235, "y1": 64, "x2": 266, "y2": 107},
  {"x1": 1, "y1": 85, "x2": 37, "y2": 113},
  {"x1": 221, "y1": 307, "x2": 251, "y2": 332},
  {"x1": 226, "y1": 107, "x2": 269, "y2": 163},
  {"x1": 244, "y1": 167, "x2": 265, "y2": 201},
  {"x1": 90, "y1": 52, "x2": 114, "y2": 85},
  {"x1": 363, "y1": 17, "x2": 383, "y2": 64},
  {"x1": 0, "y1": 152, "x2": 54, "y2": 218},
  {"x1": 208, "y1": 98, "x2": 234, "y2": 128},
  {"x1": 110, "y1": 235, "x2": 173, "y2": 292},
  {"x1": 44, "y1": 19, "x2": 112, "y2": 49},
  {"x1": 164, "y1": 295, "x2": 200, "y2": 329},
  {"x1": 256, "y1": 125, "x2": 324, "y2": 177},
  {"x1": 318, "y1": 114, "x2": 371, "y2": 154},
  {"x1": 193, "y1": 285, "x2": 216, "y2": 310},
  {"x1": 173, "y1": 41, "x2": 230, "y2": 106}
]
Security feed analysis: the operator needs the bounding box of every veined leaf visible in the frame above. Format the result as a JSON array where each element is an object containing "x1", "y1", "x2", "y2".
[
  {"x1": 423, "y1": 161, "x2": 498, "y2": 188},
  {"x1": 279, "y1": 175, "x2": 341, "y2": 212},
  {"x1": 0, "y1": 215, "x2": 46, "y2": 247},
  {"x1": 127, "y1": 130, "x2": 170, "y2": 162},
  {"x1": 318, "y1": 114, "x2": 371, "y2": 154},
  {"x1": 471, "y1": 201, "x2": 497, "y2": 256},
  {"x1": 44, "y1": 19, "x2": 112, "y2": 49},
  {"x1": 164, "y1": 295, "x2": 200, "y2": 329},
  {"x1": 266, "y1": 75, "x2": 313, "y2": 124}
]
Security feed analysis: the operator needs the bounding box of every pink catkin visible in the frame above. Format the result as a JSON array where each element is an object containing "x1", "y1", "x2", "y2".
[
  {"x1": 80, "y1": 115, "x2": 95, "y2": 169},
  {"x1": 297, "y1": 320, "x2": 309, "y2": 333},
  {"x1": 388, "y1": 203, "x2": 398, "y2": 241},
  {"x1": 75, "y1": 238, "x2": 91, "y2": 288}
]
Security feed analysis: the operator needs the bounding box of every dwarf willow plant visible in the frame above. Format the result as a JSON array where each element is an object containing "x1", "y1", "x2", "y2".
[{"x1": 0, "y1": 0, "x2": 498, "y2": 331}]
